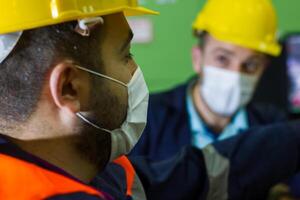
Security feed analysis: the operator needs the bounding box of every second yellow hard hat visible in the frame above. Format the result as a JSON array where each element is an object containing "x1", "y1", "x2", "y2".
[{"x1": 193, "y1": 0, "x2": 281, "y2": 56}]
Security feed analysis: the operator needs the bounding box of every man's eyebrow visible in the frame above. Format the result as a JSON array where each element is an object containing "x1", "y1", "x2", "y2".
[
  {"x1": 213, "y1": 47, "x2": 235, "y2": 56},
  {"x1": 247, "y1": 54, "x2": 267, "y2": 61},
  {"x1": 120, "y1": 30, "x2": 134, "y2": 53}
]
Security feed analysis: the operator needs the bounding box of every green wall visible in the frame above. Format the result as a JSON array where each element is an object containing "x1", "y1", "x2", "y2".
[{"x1": 131, "y1": 0, "x2": 300, "y2": 92}]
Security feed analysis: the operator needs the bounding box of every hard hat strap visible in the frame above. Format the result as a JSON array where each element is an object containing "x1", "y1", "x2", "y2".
[
  {"x1": 0, "y1": 31, "x2": 23, "y2": 64},
  {"x1": 75, "y1": 17, "x2": 104, "y2": 37}
]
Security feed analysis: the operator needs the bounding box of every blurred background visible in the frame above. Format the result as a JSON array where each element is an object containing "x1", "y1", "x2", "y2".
[{"x1": 129, "y1": 0, "x2": 300, "y2": 117}]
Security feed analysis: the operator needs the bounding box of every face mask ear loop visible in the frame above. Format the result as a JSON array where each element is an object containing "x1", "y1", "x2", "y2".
[
  {"x1": 76, "y1": 113, "x2": 111, "y2": 134},
  {"x1": 73, "y1": 65, "x2": 127, "y2": 87}
]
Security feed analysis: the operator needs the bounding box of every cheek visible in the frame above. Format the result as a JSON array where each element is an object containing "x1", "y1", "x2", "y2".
[
  {"x1": 128, "y1": 60, "x2": 138, "y2": 76},
  {"x1": 202, "y1": 53, "x2": 218, "y2": 67},
  {"x1": 191, "y1": 47, "x2": 202, "y2": 73},
  {"x1": 255, "y1": 67, "x2": 266, "y2": 77},
  {"x1": 102, "y1": 56, "x2": 132, "y2": 84},
  {"x1": 95, "y1": 81, "x2": 128, "y2": 129},
  {"x1": 109, "y1": 83, "x2": 128, "y2": 109}
]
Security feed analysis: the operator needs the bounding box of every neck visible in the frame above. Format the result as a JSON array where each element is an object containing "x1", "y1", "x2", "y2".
[
  {"x1": 12, "y1": 137, "x2": 98, "y2": 183},
  {"x1": 192, "y1": 82, "x2": 231, "y2": 133}
]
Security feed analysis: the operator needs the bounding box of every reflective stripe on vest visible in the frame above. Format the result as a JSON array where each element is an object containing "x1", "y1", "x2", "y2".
[
  {"x1": 0, "y1": 154, "x2": 105, "y2": 200},
  {"x1": 113, "y1": 156, "x2": 146, "y2": 200},
  {"x1": 113, "y1": 156, "x2": 135, "y2": 196}
]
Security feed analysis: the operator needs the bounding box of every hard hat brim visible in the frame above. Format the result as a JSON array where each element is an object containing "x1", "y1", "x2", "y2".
[
  {"x1": 124, "y1": 6, "x2": 159, "y2": 16},
  {"x1": 0, "y1": 6, "x2": 158, "y2": 34},
  {"x1": 193, "y1": 25, "x2": 282, "y2": 57}
]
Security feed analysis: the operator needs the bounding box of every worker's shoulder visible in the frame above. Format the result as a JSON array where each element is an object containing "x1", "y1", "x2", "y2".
[
  {"x1": 149, "y1": 81, "x2": 190, "y2": 108},
  {"x1": 246, "y1": 102, "x2": 288, "y2": 124},
  {"x1": 45, "y1": 192, "x2": 106, "y2": 200}
]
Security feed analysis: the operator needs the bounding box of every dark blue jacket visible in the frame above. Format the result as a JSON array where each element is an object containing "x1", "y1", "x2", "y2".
[
  {"x1": 131, "y1": 81, "x2": 287, "y2": 161},
  {"x1": 1, "y1": 121, "x2": 300, "y2": 200},
  {"x1": 130, "y1": 121, "x2": 300, "y2": 200}
]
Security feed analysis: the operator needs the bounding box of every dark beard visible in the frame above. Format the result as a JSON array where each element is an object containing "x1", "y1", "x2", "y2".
[
  {"x1": 75, "y1": 77, "x2": 127, "y2": 170},
  {"x1": 75, "y1": 127, "x2": 111, "y2": 171}
]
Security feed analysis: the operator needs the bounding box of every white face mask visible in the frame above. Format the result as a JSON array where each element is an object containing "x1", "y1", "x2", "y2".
[
  {"x1": 200, "y1": 65, "x2": 259, "y2": 117},
  {"x1": 75, "y1": 66, "x2": 149, "y2": 161}
]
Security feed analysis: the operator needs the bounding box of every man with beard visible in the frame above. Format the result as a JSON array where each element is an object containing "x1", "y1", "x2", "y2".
[
  {"x1": 1, "y1": 1, "x2": 300, "y2": 200},
  {"x1": 0, "y1": 1, "x2": 156, "y2": 199}
]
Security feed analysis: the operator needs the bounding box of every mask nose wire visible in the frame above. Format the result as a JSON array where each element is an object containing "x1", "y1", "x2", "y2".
[{"x1": 73, "y1": 65, "x2": 127, "y2": 87}]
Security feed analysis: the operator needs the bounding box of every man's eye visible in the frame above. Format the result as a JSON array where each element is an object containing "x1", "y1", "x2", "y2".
[
  {"x1": 125, "y1": 53, "x2": 134, "y2": 63},
  {"x1": 216, "y1": 55, "x2": 229, "y2": 66},
  {"x1": 244, "y1": 62, "x2": 260, "y2": 73},
  {"x1": 127, "y1": 53, "x2": 134, "y2": 59}
]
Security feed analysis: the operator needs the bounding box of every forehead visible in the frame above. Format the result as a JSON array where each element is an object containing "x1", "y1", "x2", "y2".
[
  {"x1": 101, "y1": 13, "x2": 131, "y2": 48},
  {"x1": 204, "y1": 34, "x2": 266, "y2": 59}
]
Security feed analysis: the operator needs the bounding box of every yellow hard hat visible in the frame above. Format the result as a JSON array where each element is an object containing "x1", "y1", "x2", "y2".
[
  {"x1": 193, "y1": 0, "x2": 281, "y2": 56},
  {"x1": 0, "y1": 0, "x2": 158, "y2": 34}
]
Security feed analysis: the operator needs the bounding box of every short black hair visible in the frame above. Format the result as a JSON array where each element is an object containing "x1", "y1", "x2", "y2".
[
  {"x1": 0, "y1": 21, "x2": 104, "y2": 125},
  {"x1": 193, "y1": 30, "x2": 209, "y2": 48}
]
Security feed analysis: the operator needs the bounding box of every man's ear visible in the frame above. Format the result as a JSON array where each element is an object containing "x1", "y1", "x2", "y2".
[
  {"x1": 49, "y1": 62, "x2": 87, "y2": 114},
  {"x1": 191, "y1": 45, "x2": 203, "y2": 74}
]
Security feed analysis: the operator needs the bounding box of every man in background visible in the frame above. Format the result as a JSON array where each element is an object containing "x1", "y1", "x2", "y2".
[{"x1": 132, "y1": 0, "x2": 287, "y2": 161}]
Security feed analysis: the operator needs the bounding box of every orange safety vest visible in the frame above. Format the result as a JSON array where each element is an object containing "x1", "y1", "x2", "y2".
[
  {"x1": 113, "y1": 156, "x2": 136, "y2": 197},
  {"x1": 0, "y1": 154, "x2": 106, "y2": 200}
]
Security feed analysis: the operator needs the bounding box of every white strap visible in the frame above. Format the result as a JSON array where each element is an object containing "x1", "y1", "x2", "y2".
[
  {"x1": 76, "y1": 17, "x2": 104, "y2": 36},
  {"x1": 0, "y1": 31, "x2": 23, "y2": 64}
]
